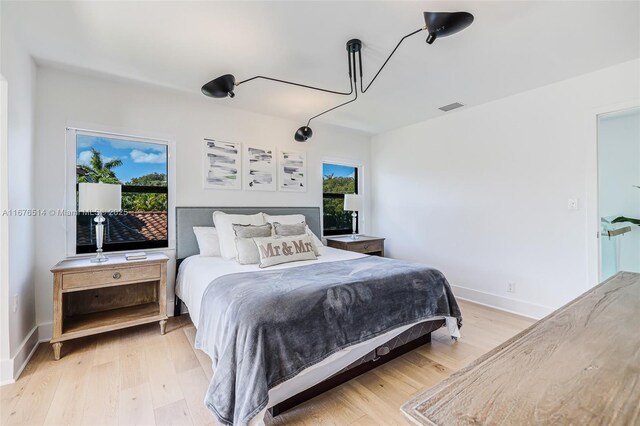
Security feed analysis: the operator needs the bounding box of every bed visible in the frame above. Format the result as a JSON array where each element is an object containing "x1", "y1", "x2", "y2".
[{"x1": 174, "y1": 207, "x2": 461, "y2": 426}]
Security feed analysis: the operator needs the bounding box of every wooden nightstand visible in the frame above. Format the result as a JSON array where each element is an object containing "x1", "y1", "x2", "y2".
[
  {"x1": 325, "y1": 236, "x2": 385, "y2": 256},
  {"x1": 50, "y1": 253, "x2": 168, "y2": 360}
]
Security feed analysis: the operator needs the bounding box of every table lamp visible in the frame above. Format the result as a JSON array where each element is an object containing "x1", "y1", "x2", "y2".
[
  {"x1": 344, "y1": 193, "x2": 362, "y2": 240},
  {"x1": 78, "y1": 182, "x2": 122, "y2": 262}
]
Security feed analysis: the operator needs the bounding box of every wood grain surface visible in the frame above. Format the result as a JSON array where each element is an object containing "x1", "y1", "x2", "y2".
[
  {"x1": 50, "y1": 255, "x2": 169, "y2": 358},
  {"x1": 402, "y1": 272, "x2": 640, "y2": 426}
]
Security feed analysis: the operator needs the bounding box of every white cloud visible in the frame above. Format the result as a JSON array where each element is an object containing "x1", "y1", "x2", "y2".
[
  {"x1": 77, "y1": 150, "x2": 122, "y2": 166},
  {"x1": 130, "y1": 149, "x2": 166, "y2": 164}
]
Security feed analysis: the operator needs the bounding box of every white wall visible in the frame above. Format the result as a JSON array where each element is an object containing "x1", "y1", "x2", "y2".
[
  {"x1": 598, "y1": 109, "x2": 640, "y2": 280},
  {"x1": 33, "y1": 66, "x2": 371, "y2": 332},
  {"x1": 0, "y1": 14, "x2": 38, "y2": 382},
  {"x1": 371, "y1": 59, "x2": 640, "y2": 319}
]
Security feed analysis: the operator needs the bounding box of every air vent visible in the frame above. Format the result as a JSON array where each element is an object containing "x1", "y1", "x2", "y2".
[{"x1": 438, "y1": 102, "x2": 465, "y2": 112}]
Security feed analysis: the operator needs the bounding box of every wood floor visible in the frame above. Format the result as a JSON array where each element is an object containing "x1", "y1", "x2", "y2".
[{"x1": 0, "y1": 300, "x2": 534, "y2": 426}]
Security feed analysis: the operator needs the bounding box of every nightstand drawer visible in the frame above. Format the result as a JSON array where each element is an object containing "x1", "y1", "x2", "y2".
[
  {"x1": 348, "y1": 240, "x2": 384, "y2": 254},
  {"x1": 62, "y1": 264, "x2": 161, "y2": 290}
]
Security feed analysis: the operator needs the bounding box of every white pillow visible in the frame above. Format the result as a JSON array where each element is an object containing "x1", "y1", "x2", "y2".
[
  {"x1": 193, "y1": 227, "x2": 221, "y2": 257},
  {"x1": 263, "y1": 213, "x2": 324, "y2": 252},
  {"x1": 213, "y1": 211, "x2": 265, "y2": 259},
  {"x1": 253, "y1": 234, "x2": 317, "y2": 268},
  {"x1": 233, "y1": 224, "x2": 273, "y2": 265}
]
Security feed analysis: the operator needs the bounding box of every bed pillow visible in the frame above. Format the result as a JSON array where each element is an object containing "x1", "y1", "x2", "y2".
[
  {"x1": 233, "y1": 223, "x2": 273, "y2": 238},
  {"x1": 253, "y1": 234, "x2": 317, "y2": 268},
  {"x1": 263, "y1": 213, "x2": 324, "y2": 253},
  {"x1": 273, "y1": 222, "x2": 306, "y2": 237},
  {"x1": 193, "y1": 227, "x2": 221, "y2": 257},
  {"x1": 213, "y1": 211, "x2": 266, "y2": 259},
  {"x1": 233, "y1": 224, "x2": 273, "y2": 265},
  {"x1": 273, "y1": 222, "x2": 321, "y2": 256}
]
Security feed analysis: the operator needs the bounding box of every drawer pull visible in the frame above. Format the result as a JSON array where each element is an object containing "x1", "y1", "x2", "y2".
[
  {"x1": 112, "y1": 272, "x2": 121, "y2": 279},
  {"x1": 363, "y1": 245, "x2": 369, "y2": 250}
]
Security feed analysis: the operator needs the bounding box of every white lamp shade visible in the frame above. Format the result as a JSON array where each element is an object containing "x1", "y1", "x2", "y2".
[
  {"x1": 78, "y1": 183, "x2": 122, "y2": 212},
  {"x1": 344, "y1": 194, "x2": 362, "y2": 211}
]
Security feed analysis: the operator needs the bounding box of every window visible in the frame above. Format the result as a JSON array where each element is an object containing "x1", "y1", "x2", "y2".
[
  {"x1": 322, "y1": 163, "x2": 358, "y2": 236},
  {"x1": 74, "y1": 131, "x2": 169, "y2": 253}
]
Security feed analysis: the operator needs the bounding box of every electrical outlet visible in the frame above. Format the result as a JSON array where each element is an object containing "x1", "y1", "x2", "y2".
[
  {"x1": 13, "y1": 295, "x2": 18, "y2": 313},
  {"x1": 507, "y1": 282, "x2": 516, "y2": 293}
]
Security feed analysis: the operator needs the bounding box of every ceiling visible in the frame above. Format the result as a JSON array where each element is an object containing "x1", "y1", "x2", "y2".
[{"x1": 4, "y1": 1, "x2": 639, "y2": 134}]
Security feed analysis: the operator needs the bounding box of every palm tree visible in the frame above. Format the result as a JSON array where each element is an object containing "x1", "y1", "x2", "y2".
[{"x1": 77, "y1": 148, "x2": 122, "y2": 183}]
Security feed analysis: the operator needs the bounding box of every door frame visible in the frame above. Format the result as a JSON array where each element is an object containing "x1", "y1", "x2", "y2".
[{"x1": 586, "y1": 100, "x2": 640, "y2": 289}]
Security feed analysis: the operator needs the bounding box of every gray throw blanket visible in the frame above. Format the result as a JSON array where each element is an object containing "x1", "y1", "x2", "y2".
[{"x1": 195, "y1": 256, "x2": 462, "y2": 425}]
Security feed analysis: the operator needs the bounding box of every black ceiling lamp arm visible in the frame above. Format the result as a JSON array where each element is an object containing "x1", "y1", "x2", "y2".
[
  {"x1": 359, "y1": 27, "x2": 423, "y2": 93},
  {"x1": 306, "y1": 51, "x2": 359, "y2": 127},
  {"x1": 236, "y1": 50, "x2": 354, "y2": 96}
]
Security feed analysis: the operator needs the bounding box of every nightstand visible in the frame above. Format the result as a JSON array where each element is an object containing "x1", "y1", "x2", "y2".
[
  {"x1": 325, "y1": 236, "x2": 385, "y2": 256},
  {"x1": 50, "y1": 253, "x2": 168, "y2": 360}
]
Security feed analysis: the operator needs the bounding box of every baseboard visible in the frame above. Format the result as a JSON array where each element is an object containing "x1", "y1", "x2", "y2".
[
  {"x1": 451, "y1": 285, "x2": 554, "y2": 320},
  {"x1": 0, "y1": 325, "x2": 40, "y2": 385},
  {"x1": 38, "y1": 322, "x2": 52, "y2": 342},
  {"x1": 0, "y1": 357, "x2": 13, "y2": 385}
]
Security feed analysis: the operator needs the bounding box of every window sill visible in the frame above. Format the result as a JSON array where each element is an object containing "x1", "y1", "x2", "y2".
[{"x1": 66, "y1": 246, "x2": 175, "y2": 259}]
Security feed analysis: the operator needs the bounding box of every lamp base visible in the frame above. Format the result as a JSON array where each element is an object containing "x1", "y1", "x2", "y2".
[
  {"x1": 351, "y1": 211, "x2": 358, "y2": 240},
  {"x1": 91, "y1": 214, "x2": 109, "y2": 263},
  {"x1": 90, "y1": 249, "x2": 108, "y2": 263}
]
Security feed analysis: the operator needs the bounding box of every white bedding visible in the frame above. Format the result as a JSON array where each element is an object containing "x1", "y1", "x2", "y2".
[
  {"x1": 176, "y1": 246, "x2": 365, "y2": 328},
  {"x1": 175, "y1": 246, "x2": 454, "y2": 422}
]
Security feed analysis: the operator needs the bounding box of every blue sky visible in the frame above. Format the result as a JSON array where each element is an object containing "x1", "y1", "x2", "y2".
[
  {"x1": 323, "y1": 163, "x2": 355, "y2": 178},
  {"x1": 76, "y1": 135, "x2": 167, "y2": 183}
]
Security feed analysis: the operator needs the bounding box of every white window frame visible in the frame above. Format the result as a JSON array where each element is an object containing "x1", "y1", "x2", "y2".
[{"x1": 65, "y1": 125, "x2": 176, "y2": 257}]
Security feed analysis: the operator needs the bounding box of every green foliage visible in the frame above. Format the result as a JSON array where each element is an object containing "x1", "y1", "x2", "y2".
[
  {"x1": 122, "y1": 172, "x2": 167, "y2": 212},
  {"x1": 323, "y1": 198, "x2": 353, "y2": 232},
  {"x1": 77, "y1": 148, "x2": 122, "y2": 184},
  {"x1": 323, "y1": 173, "x2": 355, "y2": 194},
  {"x1": 121, "y1": 193, "x2": 167, "y2": 212},
  {"x1": 127, "y1": 173, "x2": 167, "y2": 187}
]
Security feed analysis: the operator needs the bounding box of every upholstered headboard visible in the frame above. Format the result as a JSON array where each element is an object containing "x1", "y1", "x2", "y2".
[{"x1": 175, "y1": 206, "x2": 321, "y2": 260}]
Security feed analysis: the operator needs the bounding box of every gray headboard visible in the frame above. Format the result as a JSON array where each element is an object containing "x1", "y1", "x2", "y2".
[{"x1": 176, "y1": 206, "x2": 321, "y2": 260}]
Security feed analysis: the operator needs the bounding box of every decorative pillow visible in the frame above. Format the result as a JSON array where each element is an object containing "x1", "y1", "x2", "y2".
[
  {"x1": 253, "y1": 234, "x2": 317, "y2": 268},
  {"x1": 213, "y1": 211, "x2": 265, "y2": 259},
  {"x1": 263, "y1": 213, "x2": 324, "y2": 254},
  {"x1": 233, "y1": 223, "x2": 273, "y2": 238},
  {"x1": 193, "y1": 227, "x2": 221, "y2": 257},
  {"x1": 273, "y1": 222, "x2": 320, "y2": 256},
  {"x1": 233, "y1": 224, "x2": 273, "y2": 265},
  {"x1": 273, "y1": 222, "x2": 306, "y2": 237}
]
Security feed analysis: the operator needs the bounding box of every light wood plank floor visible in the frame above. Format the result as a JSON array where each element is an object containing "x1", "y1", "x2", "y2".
[{"x1": 1, "y1": 300, "x2": 534, "y2": 425}]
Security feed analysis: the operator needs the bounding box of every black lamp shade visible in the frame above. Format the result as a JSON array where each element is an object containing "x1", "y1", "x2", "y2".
[
  {"x1": 202, "y1": 74, "x2": 236, "y2": 98},
  {"x1": 423, "y1": 12, "x2": 474, "y2": 44},
  {"x1": 294, "y1": 126, "x2": 313, "y2": 142}
]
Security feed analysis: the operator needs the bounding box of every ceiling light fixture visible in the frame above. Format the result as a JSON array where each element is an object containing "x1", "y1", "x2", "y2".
[{"x1": 202, "y1": 11, "x2": 474, "y2": 141}]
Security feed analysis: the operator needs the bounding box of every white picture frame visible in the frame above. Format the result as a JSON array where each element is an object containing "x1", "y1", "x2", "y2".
[
  {"x1": 243, "y1": 145, "x2": 276, "y2": 191},
  {"x1": 278, "y1": 150, "x2": 307, "y2": 192},
  {"x1": 203, "y1": 139, "x2": 242, "y2": 190}
]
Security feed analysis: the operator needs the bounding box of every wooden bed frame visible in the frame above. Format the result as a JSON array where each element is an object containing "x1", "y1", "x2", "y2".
[{"x1": 173, "y1": 206, "x2": 445, "y2": 416}]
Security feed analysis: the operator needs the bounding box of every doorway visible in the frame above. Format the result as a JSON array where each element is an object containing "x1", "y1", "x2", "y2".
[{"x1": 597, "y1": 107, "x2": 640, "y2": 281}]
